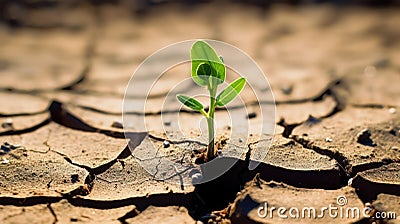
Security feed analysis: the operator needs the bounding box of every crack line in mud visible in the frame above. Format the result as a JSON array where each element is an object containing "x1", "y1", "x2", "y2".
[
  {"x1": 0, "y1": 109, "x2": 48, "y2": 118},
  {"x1": 67, "y1": 192, "x2": 194, "y2": 210},
  {"x1": 117, "y1": 207, "x2": 140, "y2": 224},
  {"x1": 47, "y1": 203, "x2": 58, "y2": 224},
  {"x1": 0, "y1": 77, "x2": 347, "y2": 121},
  {"x1": 0, "y1": 117, "x2": 51, "y2": 136},
  {"x1": 74, "y1": 95, "x2": 338, "y2": 117},
  {"x1": 0, "y1": 196, "x2": 63, "y2": 206},
  {"x1": 0, "y1": 76, "x2": 342, "y2": 103},
  {"x1": 59, "y1": 65, "x2": 90, "y2": 91},
  {"x1": 351, "y1": 103, "x2": 398, "y2": 109},
  {"x1": 0, "y1": 65, "x2": 89, "y2": 94},
  {"x1": 132, "y1": 151, "x2": 190, "y2": 162},
  {"x1": 152, "y1": 152, "x2": 163, "y2": 178},
  {"x1": 172, "y1": 164, "x2": 186, "y2": 191},
  {"x1": 276, "y1": 78, "x2": 346, "y2": 138},
  {"x1": 290, "y1": 135, "x2": 350, "y2": 183},
  {"x1": 163, "y1": 165, "x2": 194, "y2": 182},
  {"x1": 0, "y1": 77, "x2": 348, "y2": 140},
  {"x1": 277, "y1": 118, "x2": 302, "y2": 138},
  {"x1": 350, "y1": 161, "x2": 396, "y2": 176},
  {"x1": 148, "y1": 133, "x2": 207, "y2": 146}
]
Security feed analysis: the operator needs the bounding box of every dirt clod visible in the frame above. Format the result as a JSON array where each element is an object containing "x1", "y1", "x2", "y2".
[
  {"x1": 163, "y1": 140, "x2": 170, "y2": 148},
  {"x1": 111, "y1": 121, "x2": 123, "y2": 129},
  {"x1": 357, "y1": 128, "x2": 376, "y2": 146}
]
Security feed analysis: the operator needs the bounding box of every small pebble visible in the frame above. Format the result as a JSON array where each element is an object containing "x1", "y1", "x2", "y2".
[
  {"x1": 374, "y1": 58, "x2": 390, "y2": 68},
  {"x1": 391, "y1": 146, "x2": 399, "y2": 151},
  {"x1": 325, "y1": 137, "x2": 333, "y2": 142},
  {"x1": 364, "y1": 65, "x2": 376, "y2": 77},
  {"x1": 280, "y1": 84, "x2": 293, "y2": 95},
  {"x1": 1, "y1": 158, "x2": 9, "y2": 164},
  {"x1": 200, "y1": 213, "x2": 217, "y2": 220},
  {"x1": 191, "y1": 171, "x2": 203, "y2": 184},
  {"x1": 192, "y1": 149, "x2": 201, "y2": 154},
  {"x1": 388, "y1": 107, "x2": 396, "y2": 114},
  {"x1": 164, "y1": 121, "x2": 171, "y2": 126},
  {"x1": 382, "y1": 158, "x2": 393, "y2": 164},
  {"x1": 389, "y1": 128, "x2": 399, "y2": 136},
  {"x1": 347, "y1": 178, "x2": 353, "y2": 186},
  {"x1": 1, "y1": 142, "x2": 21, "y2": 153},
  {"x1": 10, "y1": 144, "x2": 21, "y2": 150},
  {"x1": 1, "y1": 144, "x2": 10, "y2": 153},
  {"x1": 1, "y1": 118, "x2": 13, "y2": 129},
  {"x1": 356, "y1": 129, "x2": 375, "y2": 146},
  {"x1": 163, "y1": 140, "x2": 170, "y2": 148},
  {"x1": 306, "y1": 115, "x2": 321, "y2": 125},
  {"x1": 246, "y1": 112, "x2": 257, "y2": 119},
  {"x1": 111, "y1": 121, "x2": 123, "y2": 129},
  {"x1": 238, "y1": 138, "x2": 243, "y2": 143},
  {"x1": 189, "y1": 169, "x2": 203, "y2": 184}
]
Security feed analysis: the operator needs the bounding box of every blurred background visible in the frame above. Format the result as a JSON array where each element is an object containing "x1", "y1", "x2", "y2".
[{"x1": 0, "y1": 0, "x2": 399, "y2": 109}]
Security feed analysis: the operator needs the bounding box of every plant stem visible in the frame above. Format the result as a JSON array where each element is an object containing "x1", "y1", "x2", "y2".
[
  {"x1": 206, "y1": 116, "x2": 215, "y2": 161},
  {"x1": 206, "y1": 83, "x2": 217, "y2": 161}
]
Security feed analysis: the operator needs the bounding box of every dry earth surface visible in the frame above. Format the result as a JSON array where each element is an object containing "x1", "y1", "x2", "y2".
[{"x1": 0, "y1": 1, "x2": 399, "y2": 224}]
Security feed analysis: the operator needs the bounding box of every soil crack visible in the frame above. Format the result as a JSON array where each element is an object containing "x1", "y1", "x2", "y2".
[
  {"x1": 47, "y1": 203, "x2": 58, "y2": 224},
  {"x1": 148, "y1": 133, "x2": 207, "y2": 147},
  {"x1": 276, "y1": 78, "x2": 347, "y2": 138},
  {"x1": 0, "y1": 117, "x2": 51, "y2": 136},
  {"x1": 290, "y1": 134, "x2": 350, "y2": 184}
]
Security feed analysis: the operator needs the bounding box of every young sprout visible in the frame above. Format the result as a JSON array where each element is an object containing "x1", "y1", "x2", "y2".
[{"x1": 177, "y1": 40, "x2": 246, "y2": 161}]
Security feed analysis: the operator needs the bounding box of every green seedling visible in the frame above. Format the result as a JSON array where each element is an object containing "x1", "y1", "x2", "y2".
[{"x1": 177, "y1": 40, "x2": 246, "y2": 161}]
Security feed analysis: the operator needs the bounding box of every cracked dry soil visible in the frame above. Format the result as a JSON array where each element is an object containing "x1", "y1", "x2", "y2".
[{"x1": 1, "y1": 1, "x2": 400, "y2": 224}]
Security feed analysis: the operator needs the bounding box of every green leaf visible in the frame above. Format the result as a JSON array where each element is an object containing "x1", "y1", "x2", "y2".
[
  {"x1": 216, "y1": 77, "x2": 246, "y2": 107},
  {"x1": 176, "y1": 94, "x2": 204, "y2": 111},
  {"x1": 196, "y1": 63, "x2": 212, "y2": 77},
  {"x1": 191, "y1": 40, "x2": 225, "y2": 86}
]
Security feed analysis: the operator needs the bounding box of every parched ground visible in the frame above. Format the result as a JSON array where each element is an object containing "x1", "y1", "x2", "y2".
[{"x1": 0, "y1": 1, "x2": 399, "y2": 224}]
